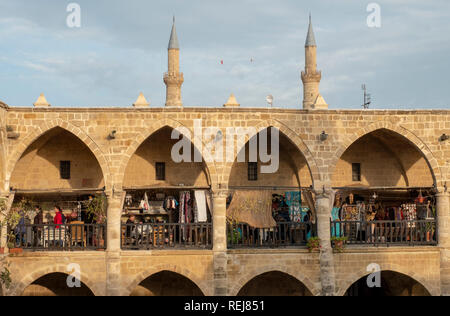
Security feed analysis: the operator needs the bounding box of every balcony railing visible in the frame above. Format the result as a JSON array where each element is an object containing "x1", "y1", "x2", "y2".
[
  {"x1": 330, "y1": 220, "x2": 437, "y2": 246},
  {"x1": 227, "y1": 222, "x2": 316, "y2": 249},
  {"x1": 121, "y1": 223, "x2": 213, "y2": 250},
  {"x1": 12, "y1": 223, "x2": 107, "y2": 251}
]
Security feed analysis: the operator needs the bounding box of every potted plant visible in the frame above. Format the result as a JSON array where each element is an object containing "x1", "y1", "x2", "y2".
[
  {"x1": 1, "y1": 198, "x2": 34, "y2": 254},
  {"x1": 86, "y1": 195, "x2": 107, "y2": 250},
  {"x1": 0, "y1": 262, "x2": 12, "y2": 290},
  {"x1": 307, "y1": 237, "x2": 321, "y2": 252},
  {"x1": 331, "y1": 236, "x2": 348, "y2": 253}
]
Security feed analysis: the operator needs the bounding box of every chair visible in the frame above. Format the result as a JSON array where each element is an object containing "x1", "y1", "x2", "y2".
[{"x1": 70, "y1": 221, "x2": 86, "y2": 248}]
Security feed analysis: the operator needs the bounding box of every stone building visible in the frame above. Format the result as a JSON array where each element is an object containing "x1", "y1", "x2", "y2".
[{"x1": 0, "y1": 18, "x2": 449, "y2": 297}]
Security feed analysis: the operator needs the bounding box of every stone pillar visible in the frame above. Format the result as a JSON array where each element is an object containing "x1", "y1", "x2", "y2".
[
  {"x1": 0, "y1": 192, "x2": 14, "y2": 251},
  {"x1": 0, "y1": 194, "x2": 7, "y2": 250},
  {"x1": 437, "y1": 192, "x2": 450, "y2": 295},
  {"x1": 212, "y1": 190, "x2": 228, "y2": 296},
  {"x1": 105, "y1": 190, "x2": 125, "y2": 296},
  {"x1": 315, "y1": 191, "x2": 336, "y2": 296}
]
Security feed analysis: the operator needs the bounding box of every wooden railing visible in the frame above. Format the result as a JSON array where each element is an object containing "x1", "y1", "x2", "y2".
[
  {"x1": 330, "y1": 220, "x2": 437, "y2": 246},
  {"x1": 121, "y1": 223, "x2": 213, "y2": 250},
  {"x1": 12, "y1": 223, "x2": 107, "y2": 251},
  {"x1": 227, "y1": 222, "x2": 316, "y2": 249}
]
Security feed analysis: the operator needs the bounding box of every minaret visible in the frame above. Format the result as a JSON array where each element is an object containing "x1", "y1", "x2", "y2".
[
  {"x1": 301, "y1": 15, "x2": 327, "y2": 109},
  {"x1": 164, "y1": 17, "x2": 184, "y2": 107}
]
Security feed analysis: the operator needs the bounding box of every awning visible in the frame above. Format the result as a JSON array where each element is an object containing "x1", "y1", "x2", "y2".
[{"x1": 226, "y1": 190, "x2": 276, "y2": 229}]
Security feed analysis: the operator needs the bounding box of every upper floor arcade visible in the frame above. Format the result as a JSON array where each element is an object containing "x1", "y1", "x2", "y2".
[{"x1": 0, "y1": 106, "x2": 448, "y2": 254}]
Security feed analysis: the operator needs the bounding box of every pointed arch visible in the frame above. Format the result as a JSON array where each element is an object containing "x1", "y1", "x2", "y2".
[
  {"x1": 125, "y1": 264, "x2": 211, "y2": 296},
  {"x1": 230, "y1": 265, "x2": 319, "y2": 296},
  {"x1": 337, "y1": 265, "x2": 438, "y2": 296},
  {"x1": 116, "y1": 118, "x2": 219, "y2": 189},
  {"x1": 10, "y1": 264, "x2": 102, "y2": 296},
  {"x1": 329, "y1": 121, "x2": 443, "y2": 189},
  {"x1": 6, "y1": 119, "x2": 111, "y2": 191},
  {"x1": 223, "y1": 119, "x2": 321, "y2": 186}
]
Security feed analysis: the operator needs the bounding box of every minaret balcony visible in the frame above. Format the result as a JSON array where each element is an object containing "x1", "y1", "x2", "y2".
[
  {"x1": 301, "y1": 70, "x2": 322, "y2": 82},
  {"x1": 164, "y1": 72, "x2": 184, "y2": 85}
]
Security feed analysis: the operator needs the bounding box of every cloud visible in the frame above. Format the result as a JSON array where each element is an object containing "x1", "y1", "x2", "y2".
[{"x1": 0, "y1": 0, "x2": 449, "y2": 109}]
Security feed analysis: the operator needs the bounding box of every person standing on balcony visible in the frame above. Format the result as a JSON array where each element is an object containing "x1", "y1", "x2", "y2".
[
  {"x1": 33, "y1": 206, "x2": 44, "y2": 247},
  {"x1": 54, "y1": 206, "x2": 63, "y2": 228},
  {"x1": 15, "y1": 211, "x2": 27, "y2": 247},
  {"x1": 53, "y1": 206, "x2": 64, "y2": 247}
]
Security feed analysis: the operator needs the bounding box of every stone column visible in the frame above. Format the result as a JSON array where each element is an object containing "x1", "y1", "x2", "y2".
[
  {"x1": 0, "y1": 194, "x2": 7, "y2": 250},
  {"x1": 315, "y1": 190, "x2": 336, "y2": 296},
  {"x1": 0, "y1": 192, "x2": 14, "y2": 251},
  {"x1": 212, "y1": 190, "x2": 228, "y2": 296},
  {"x1": 437, "y1": 192, "x2": 450, "y2": 295},
  {"x1": 105, "y1": 190, "x2": 125, "y2": 296}
]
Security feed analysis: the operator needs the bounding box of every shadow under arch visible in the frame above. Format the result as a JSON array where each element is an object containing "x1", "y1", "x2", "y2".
[
  {"x1": 344, "y1": 270, "x2": 432, "y2": 296},
  {"x1": 236, "y1": 271, "x2": 314, "y2": 296},
  {"x1": 129, "y1": 270, "x2": 205, "y2": 296},
  {"x1": 117, "y1": 118, "x2": 219, "y2": 189},
  {"x1": 225, "y1": 119, "x2": 320, "y2": 187},
  {"x1": 12, "y1": 264, "x2": 101, "y2": 296},
  {"x1": 6, "y1": 119, "x2": 111, "y2": 191},
  {"x1": 18, "y1": 272, "x2": 96, "y2": 296},
  {"x1": 230, "y1": 266, "x2": 318, "y2": 296},
  {"x1": 330, "y1": 122, "x2": 442, "y2": 188},
  {"x1": 227, "y1": 125, "x2": 315, "y2": 189},
  {"x1": 126, "y1": 264, "x2": 210, "y2": 296}
]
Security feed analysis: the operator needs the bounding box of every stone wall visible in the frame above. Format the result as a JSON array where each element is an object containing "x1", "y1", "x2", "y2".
[{"x1": 1, "y1": 107, "x2": 449, "y2": 296}]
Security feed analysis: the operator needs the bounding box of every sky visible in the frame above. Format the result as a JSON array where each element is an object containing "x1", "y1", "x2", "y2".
[{"x1": 0, "y1": 0, "x2": 449, "y2": 109}]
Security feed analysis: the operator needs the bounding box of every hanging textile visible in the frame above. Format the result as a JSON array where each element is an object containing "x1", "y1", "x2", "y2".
[
  {"x1": 285, "y1": 191, "x2": 302, "y2": 223},
  {"x1": 227, "y1": 190, "x2": 275, "y2": 229},
  {"x1": 194, "y1": 190, "x2": 208, "y2": 223},
  {"x1": 331, "y1": 207, "x2": 341, "y2": 237}
]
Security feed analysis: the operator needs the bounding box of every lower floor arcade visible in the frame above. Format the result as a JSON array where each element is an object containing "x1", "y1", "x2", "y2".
[{"x1": 1, "y1": 247, "x2": 442, "y2": 296}]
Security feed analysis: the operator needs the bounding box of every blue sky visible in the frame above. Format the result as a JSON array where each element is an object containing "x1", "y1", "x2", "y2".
[{"x1": 0, "y1": 0, "x2": 449, "y2": 109}]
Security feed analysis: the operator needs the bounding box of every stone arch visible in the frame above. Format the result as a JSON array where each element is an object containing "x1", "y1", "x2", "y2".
[
  {"x1": 10, "y1": 264, "x2": 102, "y2": 296},
  {"x1": 336, "y1": 264, "x2": 438, "y2": 296},
  {"x1": 125, "y1": 264, "x2": 211, "y2": 296},
  {"x1": 229, "y1": 265, "x2": 319, "y2": 296},
  {"x1": 6, "y1": 119, "x2": 112, "y2": 191},
  {"x1": 116, "y1": 118, "x2": 219, "y2": 190},
  {"x1": 223, "y1": 119, "x2": 321, "y2": 186},
  {"x1": 330, "y1": 121, "x2": 443, "y2": 189}
]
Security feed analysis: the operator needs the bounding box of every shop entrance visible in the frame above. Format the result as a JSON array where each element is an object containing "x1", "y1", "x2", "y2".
[
  {"x1": 7, "y1": 127, "x2": 107, "y2": 252},
  {"x1": 237, "y1": 271, "x2": 313, "y2": 296},
  {"x1": 345, "y1": 271, "x2": 431, "y2": 296},
  {"x1": 227, "y1": 127, "x2": 316, "y2": 249},
  {"x1": 121, "y1": 126, "x2": 213, "y2": 250},
  {"x1": 22, "y1": 273, "x2": 94, "y2": 296},
  {"x1": 331, "y1": 128, "x2": 437, "y2": 246},
  {"x1": 130, "y1": 271, "x2": 204, "y2": 296}
]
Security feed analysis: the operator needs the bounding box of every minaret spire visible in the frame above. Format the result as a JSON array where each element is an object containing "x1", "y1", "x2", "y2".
[
  {"x1": 301, "y1": 14, "x2": 327, "y2": 109},
  {"x1": 168, "y1": 16, "x2": 179, "y2": 49},
  {"x1": 164, "y1": 16, "x2": 184, "y2": 107},
  {"x1": 305, "y1": 14, "x2": 316, "y2": 47}
]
